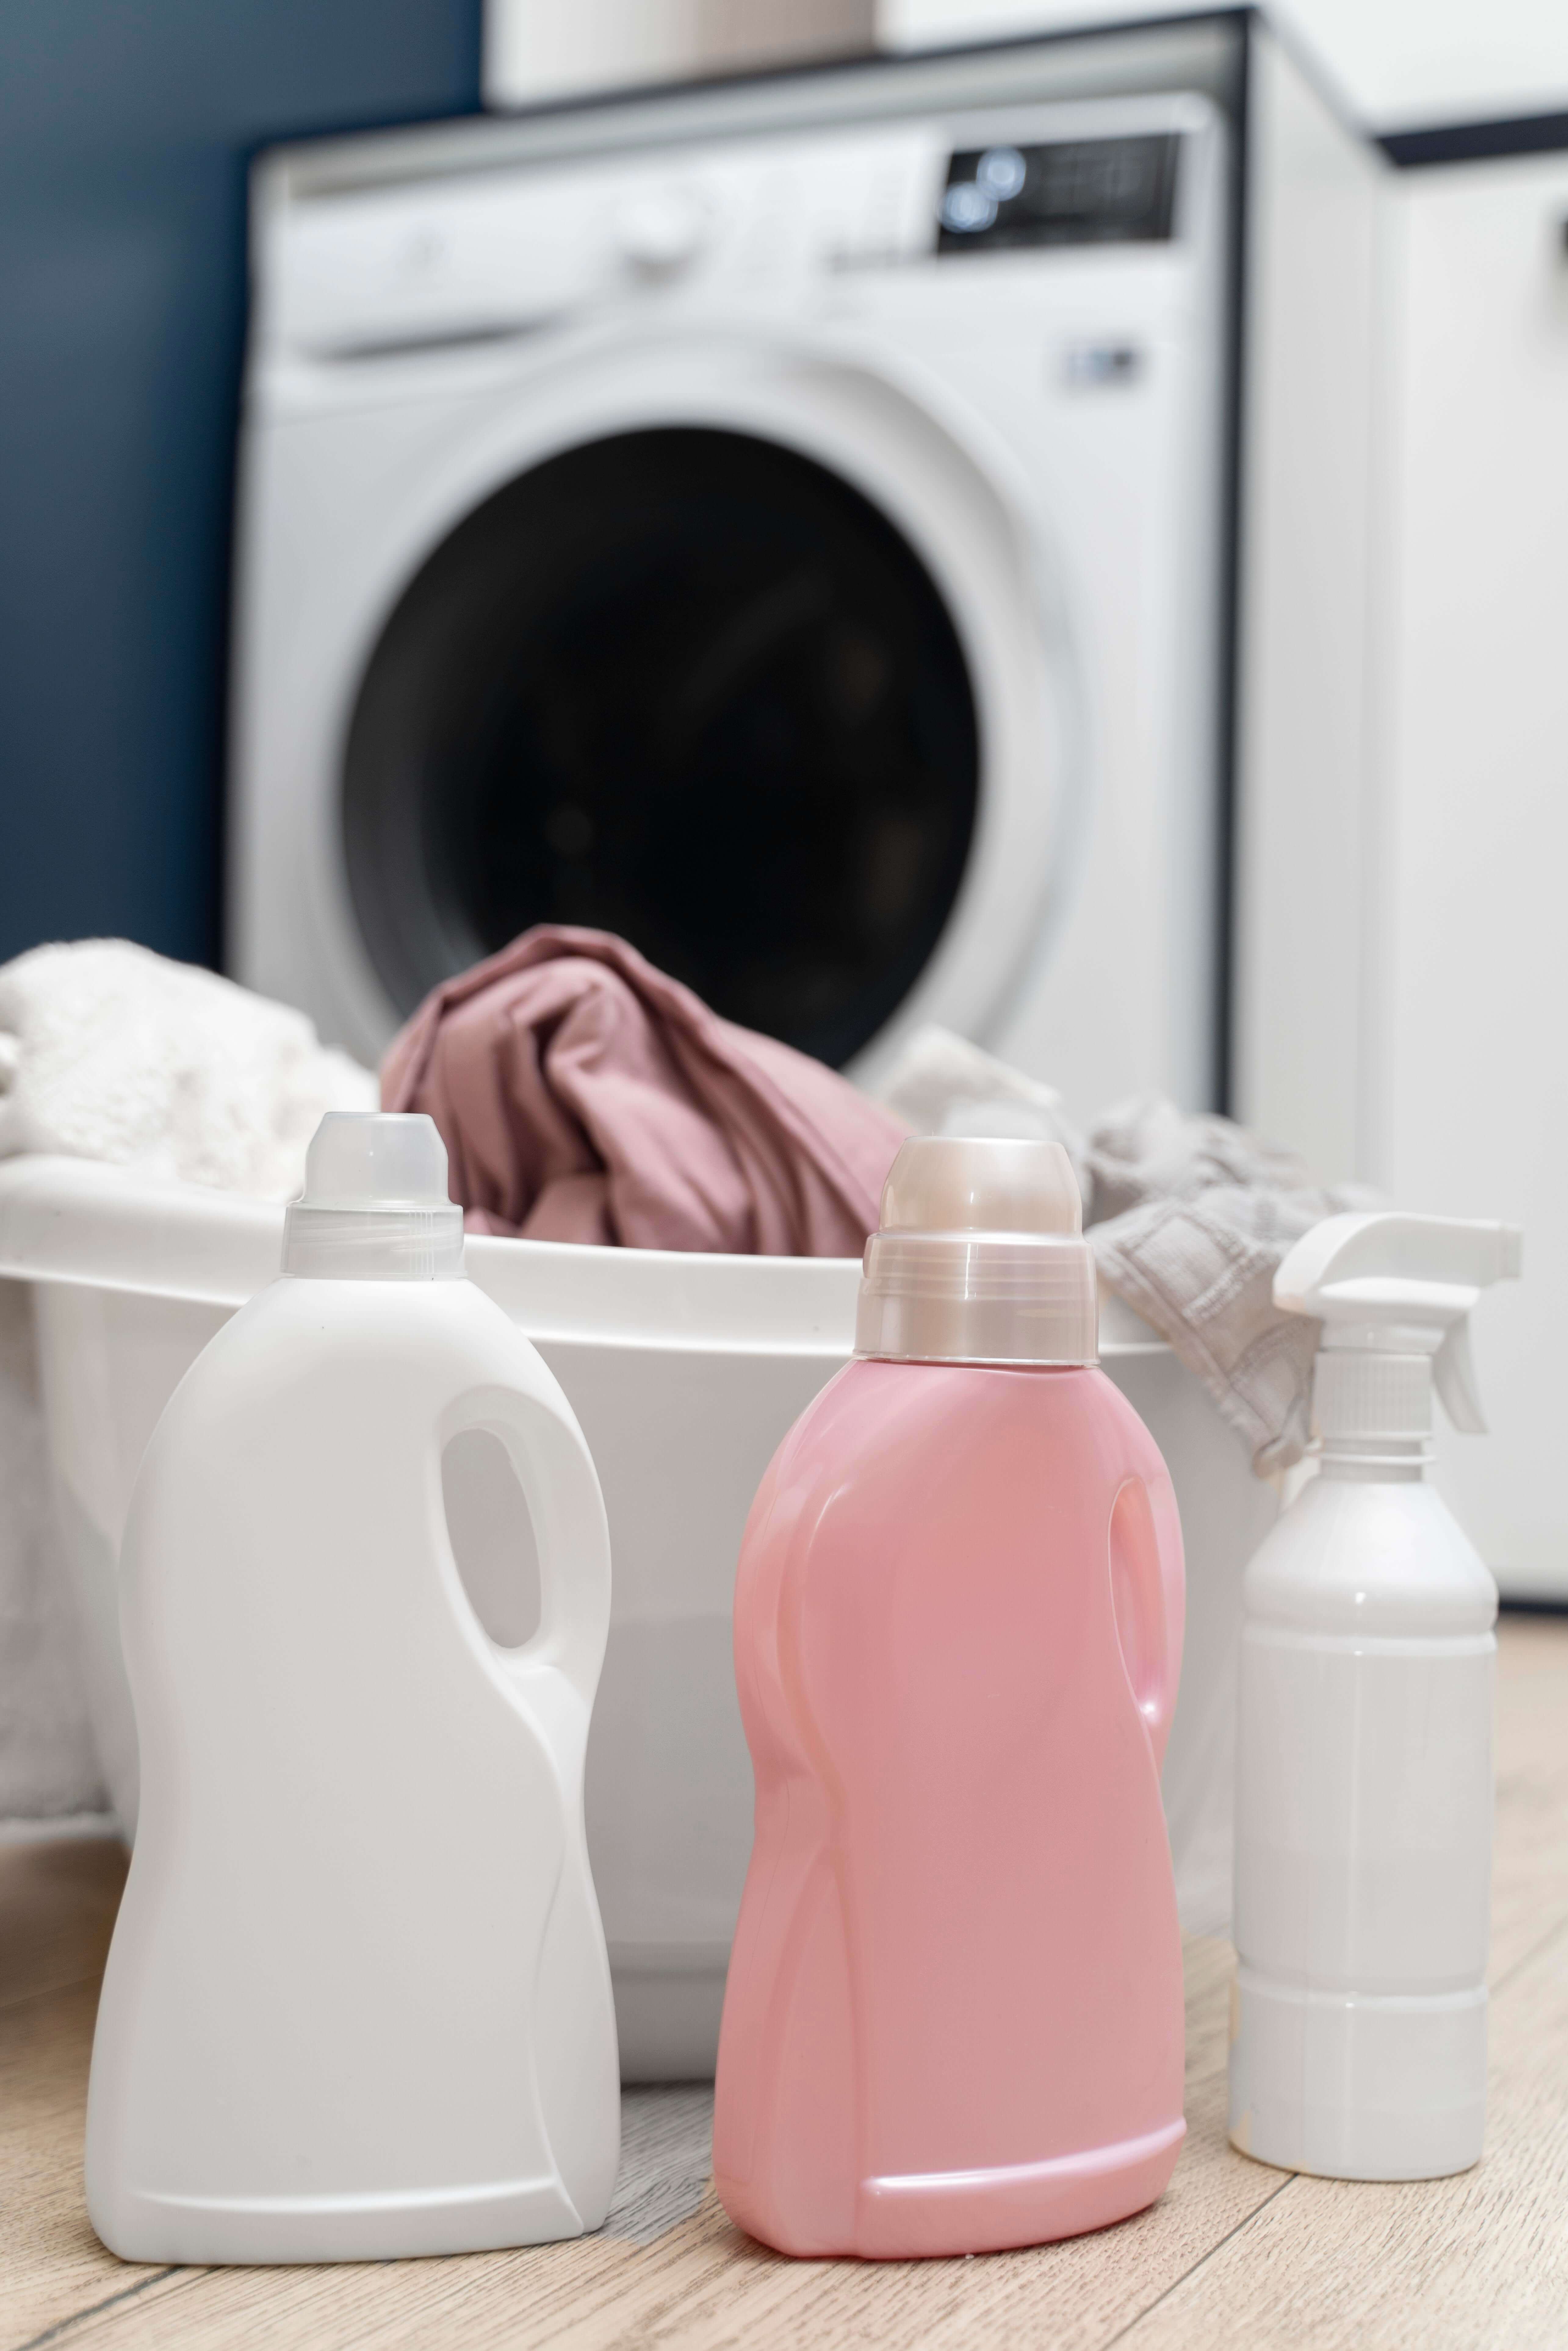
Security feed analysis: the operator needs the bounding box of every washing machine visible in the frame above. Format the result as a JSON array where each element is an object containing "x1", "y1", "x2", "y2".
[{"x1": 232, "y1": 32, "x2": 1243, "y2": 1119}]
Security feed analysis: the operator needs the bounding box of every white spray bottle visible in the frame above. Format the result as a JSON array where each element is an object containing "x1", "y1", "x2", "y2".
[
  {"x1": 1228, "y1": 1211, "x2": 1521, "y2": 2181},
  {"x1": 86, "y1": 1113, "x2": 620, "y2": 2262}
]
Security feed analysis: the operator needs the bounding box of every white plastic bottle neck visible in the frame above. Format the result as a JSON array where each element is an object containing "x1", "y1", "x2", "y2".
[
  {"x1": 1315, "y1": 1432, "x2": 1430, "y2": 1482},
  {"x1": 1311, "y1": 1341, "x2": 1434, "y2": 1481}
]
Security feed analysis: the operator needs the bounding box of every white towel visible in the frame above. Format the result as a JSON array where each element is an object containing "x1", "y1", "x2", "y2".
[
  {"x1": 0, "y1": 940, "x2": 377, "y2": 1826},
  {"x1": 0, "y1": 939, "x2": 376, "y2": 1197}
]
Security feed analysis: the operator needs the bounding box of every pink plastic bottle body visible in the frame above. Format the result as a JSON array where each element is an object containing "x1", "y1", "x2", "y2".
[{"x1": 713, "y1": 1357, "x2": 1186, "y2": 2260}]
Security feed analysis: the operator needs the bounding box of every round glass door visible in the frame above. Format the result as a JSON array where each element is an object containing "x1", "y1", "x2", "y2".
[{"x1": 343, "y1": 426, "x2": 980, "y2": 1068}]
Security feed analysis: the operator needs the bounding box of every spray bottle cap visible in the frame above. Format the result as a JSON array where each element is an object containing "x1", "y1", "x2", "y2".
[{"x1": 1274, "y1": 1212, "x2": 1521, "y2": 1458}]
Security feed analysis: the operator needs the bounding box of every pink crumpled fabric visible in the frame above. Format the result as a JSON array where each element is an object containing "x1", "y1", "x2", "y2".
[{"x1": 381, "y1": 926, "x2": 908, "y2": 1256}]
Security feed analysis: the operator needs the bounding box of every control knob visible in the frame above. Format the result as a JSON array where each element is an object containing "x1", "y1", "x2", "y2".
[{"x1": 615, "y1": 186, "x2": 710, "y2": 278}]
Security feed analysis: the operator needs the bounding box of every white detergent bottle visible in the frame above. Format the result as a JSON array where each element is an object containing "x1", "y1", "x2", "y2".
[
  {"x1": 1229, "y1": 1211, "x2": 1521, "y2": 2181},
  {"x1": 86, "y1": 1113, "x2": 620, "y2": 2263}
]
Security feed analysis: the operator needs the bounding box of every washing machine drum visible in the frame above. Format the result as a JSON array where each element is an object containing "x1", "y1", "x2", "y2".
[{"x1": 343, "y1": 426, "x2": 980, "y2": 1068}]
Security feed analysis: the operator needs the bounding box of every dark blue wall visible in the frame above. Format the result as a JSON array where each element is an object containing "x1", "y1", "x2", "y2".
[{"x1": 0, "y1": 1, "x2": 483, "y2": 969}]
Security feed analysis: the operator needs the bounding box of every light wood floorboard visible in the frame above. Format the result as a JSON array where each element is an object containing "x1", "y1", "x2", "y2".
[
  {"x1": 3, "y1": 1614, "x2": 1563, "y2": 2350},
  {"x1": 1117, "y1": 1916, "x2": 1568, "y2": 2351}
]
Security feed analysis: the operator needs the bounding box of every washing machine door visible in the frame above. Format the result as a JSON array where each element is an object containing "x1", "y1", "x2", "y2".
[
  {"x1": 344, "y1": 426, "x2": 979, "y2": 1070},
  {"x1": 329, "y1": 337, "x2": 1080, "y2": 1074}
]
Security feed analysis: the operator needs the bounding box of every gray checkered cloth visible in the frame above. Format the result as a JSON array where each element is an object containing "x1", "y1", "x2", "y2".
[{"x1": 1086, "y1": 1097, "x2": 1375, "y2": 1476}]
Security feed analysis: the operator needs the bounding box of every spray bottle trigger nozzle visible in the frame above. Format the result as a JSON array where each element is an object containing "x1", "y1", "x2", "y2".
[{"x1": 1434, "y1": 1318, "x2": 1487, "y2": 1436}]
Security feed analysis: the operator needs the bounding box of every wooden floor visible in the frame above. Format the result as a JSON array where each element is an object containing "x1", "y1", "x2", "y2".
[{"x1": 5, "y1": 1614, "x2": 1566, "y2": 2351}]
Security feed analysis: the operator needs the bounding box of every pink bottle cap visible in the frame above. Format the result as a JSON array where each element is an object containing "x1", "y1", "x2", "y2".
[{"x1": 854, "y1": 1136, "x2": 1097, "y2": 1367}]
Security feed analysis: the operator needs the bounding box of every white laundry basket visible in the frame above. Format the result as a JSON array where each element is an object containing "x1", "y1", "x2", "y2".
[{"x1": 0, "y1": 1156, "x2": 1274, "y2": 2079}]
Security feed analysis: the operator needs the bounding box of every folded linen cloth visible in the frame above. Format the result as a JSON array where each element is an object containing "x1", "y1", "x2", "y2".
[
  {"x1": 0, "y1": 939, "x2": 377, "y2": 1826},
  {"x1": 382, "y1": 927, "x2": 909, "y2": 1256},
  {"x1": 874, "y1": 1027, "x2": 1372, "y2": 1476}
]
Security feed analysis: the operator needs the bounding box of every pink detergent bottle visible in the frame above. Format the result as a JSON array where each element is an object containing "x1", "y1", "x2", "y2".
[{"x1": 713, "y1": 1136, "x2": 1186, "y2": 2260}]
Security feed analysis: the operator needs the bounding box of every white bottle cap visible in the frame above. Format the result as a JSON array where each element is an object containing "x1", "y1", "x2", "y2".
[
  {"x1": 854, "y1": 1136, "x2": 1097, "y2": 1367},
  {"x1": 281, "y1": 1113, "x2": 465, "y2": 1281}
]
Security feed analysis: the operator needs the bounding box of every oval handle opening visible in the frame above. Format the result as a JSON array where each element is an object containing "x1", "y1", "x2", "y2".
[{"x1": 442, "y1": 1425, "x2": 542, "y2": 1650}]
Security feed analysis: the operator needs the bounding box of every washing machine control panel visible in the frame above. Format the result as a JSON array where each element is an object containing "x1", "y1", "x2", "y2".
[
  {"x1": 258, "y1": 113, "x2": 1198, "y2": 364},
  {"x1": 937, "y1": 134, "x2": 1181, "y2": 253}
]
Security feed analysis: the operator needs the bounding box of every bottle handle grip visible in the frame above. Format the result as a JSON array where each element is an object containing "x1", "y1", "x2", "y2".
[
  {"x1": 439, "y1": 1377, "x2": 611, "y2": 1713},
  {"x1": 1108, "y1": 1472, "x2": 1185, "y2": 1769}
]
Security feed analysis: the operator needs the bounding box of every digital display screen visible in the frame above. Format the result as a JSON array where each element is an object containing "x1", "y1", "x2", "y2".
[{"x1": 937, "y1": 134, "x2": 1180, "y2": 254}]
